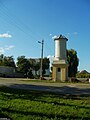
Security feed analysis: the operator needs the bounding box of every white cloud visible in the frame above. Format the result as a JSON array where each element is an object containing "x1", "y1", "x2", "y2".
[
  {"x1": 0, "y1": 45, "x2": 15, "y2": 54},
  {"x1": 47, "y1": 55, "x2": 54, "y2": 59},
  {"x1": 52, "y1": 35, "x2": 57, "y2": 39},
  {"x1": 47, "y1": 55, "x2": 54, "y2": 66},
  {"x1": 73, "y1": 32, "x2": 78, "y2": 35},
  {"x1": 66, "y1": 33, "x2": 70, "y2": 37},
  {"x1": 47, "y1": 55, "x2": 51, "y2": 58},
  {"x1": 5, "y1": 45, "x2": 15, "y2": 50},
  {"x1": 0, "y1": 33, "x2": 12, "y2": 38},
  {"x1": 49, "y1": 33, "x2": 52, "y2": 36},
  {"x1": 0, "y1": 47, "x2": 5, "y2": 54}
]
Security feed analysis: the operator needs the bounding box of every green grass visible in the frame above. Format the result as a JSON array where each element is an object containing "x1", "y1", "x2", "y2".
[
  {"x1": 0, "y1": 86, "x2": 90, "y2": 120},
  {"x1": 21, "y1": 78, "x2": 55, "y2": 83}
]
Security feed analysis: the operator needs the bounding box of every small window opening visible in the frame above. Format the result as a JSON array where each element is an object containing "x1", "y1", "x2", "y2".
[{"x1": 58, "y1": 68, "x2": 61, "y2": 72}]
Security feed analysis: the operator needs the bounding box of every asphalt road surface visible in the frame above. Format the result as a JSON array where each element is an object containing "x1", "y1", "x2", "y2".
[{"x1": 0, "y1": 78, "x2": 90, "y2": 95}]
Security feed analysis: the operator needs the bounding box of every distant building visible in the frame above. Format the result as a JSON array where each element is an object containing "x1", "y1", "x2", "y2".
[
  {"x1": 0, "y1": 58, "x2": 50, "y2": 78},
  {"x1": 0, "y1": 66, "x2": 23, "y2": 78},
  {"x1": 0, "y1": 66, "x2": 15, "y2": 77},
  {"x1": 79, "y1": 70, "x2": 89, "y2": 74},
  {"x1": 31, "y1": 58, "x2": 50, "y2": 76}
]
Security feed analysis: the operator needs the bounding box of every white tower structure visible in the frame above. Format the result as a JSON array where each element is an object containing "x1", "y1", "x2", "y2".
[{"x1": 52, "y1": 35, "x2": 68, "y2": 81}]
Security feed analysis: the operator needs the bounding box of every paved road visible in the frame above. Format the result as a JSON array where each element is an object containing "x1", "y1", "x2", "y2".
[{"x1": 0, "y1": 78, "x2": 90, "y2": 95}]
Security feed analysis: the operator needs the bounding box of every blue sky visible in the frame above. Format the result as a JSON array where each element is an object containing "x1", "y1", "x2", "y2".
[{"x1": 0, "y1": 0, "x2": 90, "y2": 72}]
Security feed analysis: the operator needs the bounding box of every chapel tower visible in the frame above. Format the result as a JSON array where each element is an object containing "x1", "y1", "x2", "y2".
[{"x1": 52, "y1": 35, "x2": 68, "y2": 81}]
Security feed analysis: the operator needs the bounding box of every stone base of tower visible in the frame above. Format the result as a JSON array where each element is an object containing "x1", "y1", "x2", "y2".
[{"x1": 52, "y1": 60, "x2": 68, "y2": 82}]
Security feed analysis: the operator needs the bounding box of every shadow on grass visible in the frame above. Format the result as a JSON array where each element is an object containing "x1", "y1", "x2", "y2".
[
  {"x1": 0, "y1": 84, "x2": 90, "y2": 100},
  {"x1": 0, "y1": 85, "x2": 90, "y2": 108},
  {"x1": 0, "y1": 111, "x2": 12, "y2": 120},
  {"x1": 7, "y1": 83, "x2": 90, "y2": 96},
  {"x1": 0, "y1": 85, "x2": 90, "y2": 119},
  {"x1": 0, "y1": 84, "x2": 90, "y2": 99}
]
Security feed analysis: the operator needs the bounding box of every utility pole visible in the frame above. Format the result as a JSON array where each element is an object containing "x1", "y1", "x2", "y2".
[{"x1": 38, "y1": 40, "x2": 44, "y2": 80}]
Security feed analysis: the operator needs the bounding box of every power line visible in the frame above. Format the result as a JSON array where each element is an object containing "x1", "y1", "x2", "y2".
[
  {"x1": 0, "y1": 2, "x2": 54, "y2": 57},
  {"x1": 0, "y1": 2, "x2": 40, "y2": 40}
]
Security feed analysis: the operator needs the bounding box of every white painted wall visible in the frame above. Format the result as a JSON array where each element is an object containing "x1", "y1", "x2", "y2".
[
  {"x1": 55, "y1": 40, "x2": 60, "y2": 60},
  {"x1": 54, "y1": 37, "x2": 67, "y2": 61}
]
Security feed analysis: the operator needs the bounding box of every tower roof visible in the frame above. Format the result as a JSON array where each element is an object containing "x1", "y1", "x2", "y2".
[{"x1": 54, "y1": 34, "x2": 68, "y2": 41}]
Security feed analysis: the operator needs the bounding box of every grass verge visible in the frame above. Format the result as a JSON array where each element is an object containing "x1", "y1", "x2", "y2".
[{"x1": 0, "y1": 86, "x2": 90, "y2": 120}]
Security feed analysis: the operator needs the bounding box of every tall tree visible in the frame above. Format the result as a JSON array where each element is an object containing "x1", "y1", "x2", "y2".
[
  {"x1": 67, "y1": 49, "x2": 79, "y2": 77},
  {"x1": 0, "y1": 54, "x2": 4, "y2": 66},
  {"x1": 29, "y1": 59, "x2": 40, "y2": 76},
  {"x1": 17, "y1": 56, "x2": 32, "y2": 77},
  {"x1": 4, "y1": 56, "x2": 16, "y2": 67},
  {"x1": 29, "y1": 58, "x2": 50, "y2": 76},
  {"x1": 0, "y1": 54, "x2": 16, "y2": 67},
  {"x1": 42, "y1": 57, "x2": 50, "y2": 75}
]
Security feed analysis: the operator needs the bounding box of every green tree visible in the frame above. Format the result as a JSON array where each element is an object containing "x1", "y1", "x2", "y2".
[
  {"x1": 17, "y1": 56, "x2": 32, "y2": 78},
  {"x1": 29, "y1": 59, "x2": 40, "y2": 76},
  {"x1": 0, "y1": 54, "x2": 4, "y2": 66},
  {"x1": 4, "y1": 56, "x2": 16, "y2": 67},
  {"x1": 67, "y1": 49, "x2": 79, "y2": 77},
  {"x1": 0, "y1": 54, "x2": 16, "y2": 67},
  {"x1": 29, "y1": 57, "x2": 50, "y2": 76},
  {"x1": 42, "y1": 57, "x2": 50, "y2": 75}
]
